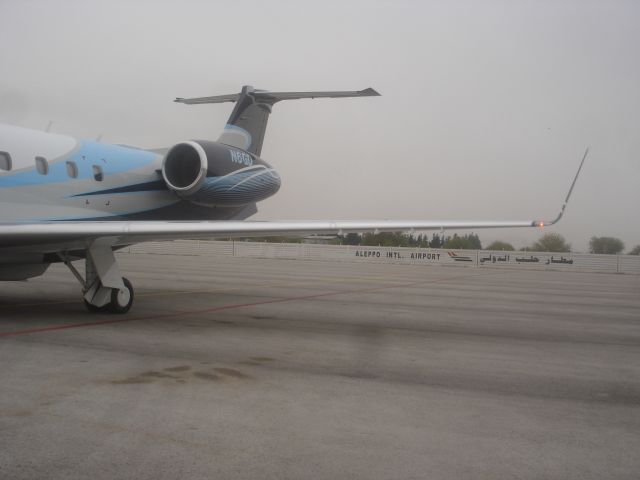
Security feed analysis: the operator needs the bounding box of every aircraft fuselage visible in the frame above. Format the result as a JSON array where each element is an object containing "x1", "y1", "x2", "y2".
[{"x1": 0, "y1": 123, "x2": 279, "y2": 223}]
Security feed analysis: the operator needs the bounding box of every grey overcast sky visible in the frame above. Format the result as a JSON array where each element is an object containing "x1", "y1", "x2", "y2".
[{"x1": 1, "y1": 0, "x2": 638, "y2": 251}]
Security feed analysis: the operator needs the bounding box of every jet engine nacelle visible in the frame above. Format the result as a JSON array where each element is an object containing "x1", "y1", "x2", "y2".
[{"x1": 161, "y1": 140, "x2": 280, "y2": 207}]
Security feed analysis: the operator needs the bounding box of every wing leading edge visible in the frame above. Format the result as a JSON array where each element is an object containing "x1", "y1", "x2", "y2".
[{"x1": 0, "y1": 219, "x2": 538, "y2": 251}]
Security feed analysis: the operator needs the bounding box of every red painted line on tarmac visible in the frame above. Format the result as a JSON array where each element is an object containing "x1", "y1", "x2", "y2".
[{"x1": 0, "y1": 272, "x2": 485, "y2": 338}]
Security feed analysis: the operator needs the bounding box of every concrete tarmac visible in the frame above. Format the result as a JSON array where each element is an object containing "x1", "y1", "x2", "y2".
[{"x1": 1, "y1": 253, "x2": 639, "y2": 479}]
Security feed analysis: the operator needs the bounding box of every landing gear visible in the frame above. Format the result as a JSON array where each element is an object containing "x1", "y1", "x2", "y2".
[
  {"x1": 60, "y1": 242, "x2": 135, "y2": 314},
  {"x1": 107, "y1": 277, "x2": 134, "y2": 314},
  {"x1": 83, "y1": 299, "x2": 103, "y2": 313},
  {"x1": 81, "y1": 278, "x2": 134, "y2": 313}
]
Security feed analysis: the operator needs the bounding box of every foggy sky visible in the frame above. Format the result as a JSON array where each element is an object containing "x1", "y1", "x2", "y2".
[{"x1": 1, "y1": 0, "x2": 638, "y2": 252}]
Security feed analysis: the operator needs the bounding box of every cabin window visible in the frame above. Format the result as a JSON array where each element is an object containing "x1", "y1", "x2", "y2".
[
  {"x1": 35, "y1": 156, "x2": 49, "y2": 175},
  {"x1": 0, "y1": 151, "x2": 11, "y2": 171},
  {"x1": 92, "y1": 165, "x2": 104, "y2": 181},
  {"x1": 66, "y1": 161, "x2": 78, "y2": 179}
]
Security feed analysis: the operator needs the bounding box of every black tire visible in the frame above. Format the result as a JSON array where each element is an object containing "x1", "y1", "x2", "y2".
[
  {"x1": 83, "y1": 299, "x2": 105, "y2": 313},
  {"x1": 108, "y1": 277, "x2": 134, "y2": 314}
]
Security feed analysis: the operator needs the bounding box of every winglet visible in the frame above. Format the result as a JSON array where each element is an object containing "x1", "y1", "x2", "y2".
[{"x1": 532, "y1": 147, "x2": 589, "y2": 227}]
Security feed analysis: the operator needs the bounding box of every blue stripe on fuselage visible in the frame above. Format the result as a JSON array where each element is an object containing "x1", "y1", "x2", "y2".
[
  {"x1": 0, "y1": 141, "x2": 157, "y2": 188},
  {"x1": 71, "y1": 180, "x2": 168, "y2": 197}
]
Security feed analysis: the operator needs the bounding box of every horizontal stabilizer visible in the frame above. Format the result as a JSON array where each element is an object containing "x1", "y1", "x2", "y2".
[
  {"x1": 175, "y1": 87, "x2": 380, "y2": 105},
  {"x1": 174, "y1": 85, "x2": 380, "y2": 156}
]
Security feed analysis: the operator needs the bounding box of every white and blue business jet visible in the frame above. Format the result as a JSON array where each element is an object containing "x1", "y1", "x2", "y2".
[{"x1": 0, "y1": 86, "x2": 587, "y2": 313}]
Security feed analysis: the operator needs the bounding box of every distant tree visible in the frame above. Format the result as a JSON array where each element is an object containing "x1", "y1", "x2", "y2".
[
  {"x1": 469, "y1": 233, "x2": 482, "y2": 249},
  {"x1": 361, "y1": 232, "x2": 410, "y2": 247},
  {"x1": 361, "y1": 232, "x2": 381, "y2": 246},
  {"x1": 429, "y1": 233, "x2": 443, "y2": 248},
  {"x1": 443, "y1": 233, "x2": 482, "y2": 250},
  {"x1": 628, "y1": 245, "x2": 640, "y2": 255},
  {"x1": 589, "y1": 236, "x2": 625, "y2": 254},
  {"x1": 343, "y1": 233, "x2": 361, "y2": 246},
  {"x1": 486, "y1": 241, "x2": 515, "y2": 251},
  {"x1": 238, "y1": 236, "x2": 304, "y2": 243},
  {"x1": 531, "y1": 233, "x2": 571, "y2": 252}
]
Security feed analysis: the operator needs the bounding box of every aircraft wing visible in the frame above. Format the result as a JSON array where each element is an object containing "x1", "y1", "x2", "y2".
[
  {"x1": 0, "y1": 218, "x2": 545, "y2": 254},
  {"x1": 0, "y1": 148, "x2": 587, "y2": 255}
]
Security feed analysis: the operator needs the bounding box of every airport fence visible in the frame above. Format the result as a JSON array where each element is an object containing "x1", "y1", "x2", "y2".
[{"x1": 123, "y1": 240, "x2": 640, "y2": 275}]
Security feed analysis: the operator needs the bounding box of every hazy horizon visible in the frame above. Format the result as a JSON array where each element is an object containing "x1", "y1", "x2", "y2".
[{"x1": 1, "y1": 0, "x2": 638, "y2": 252}]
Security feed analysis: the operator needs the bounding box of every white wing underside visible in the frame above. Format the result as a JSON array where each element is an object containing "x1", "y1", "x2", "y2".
[{"x1": 0, "y1": 219, "x2": 539, "y2": 254}]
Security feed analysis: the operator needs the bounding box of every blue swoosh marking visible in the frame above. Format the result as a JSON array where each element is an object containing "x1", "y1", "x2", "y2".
[{"x1": 71, "y1": 180, "x2": 168, "y2": 197}]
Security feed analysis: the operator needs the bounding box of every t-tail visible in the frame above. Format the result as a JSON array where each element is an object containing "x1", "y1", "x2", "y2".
[{"x1": 174, "y1": 86, "x2": 380, "y2": 156}]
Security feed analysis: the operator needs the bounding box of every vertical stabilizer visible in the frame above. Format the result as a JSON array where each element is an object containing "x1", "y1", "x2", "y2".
[{"x1": 219, "y1": 86, "x2": 271, "y2": 156}]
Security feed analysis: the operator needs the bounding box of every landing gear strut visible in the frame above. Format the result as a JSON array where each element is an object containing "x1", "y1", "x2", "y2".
[{"x1": 60, "y1": 242, "x2": 134, "y2": 314}]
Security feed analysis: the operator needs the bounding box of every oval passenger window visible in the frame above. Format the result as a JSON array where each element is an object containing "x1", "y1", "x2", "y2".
[
  {"x1": 66, "y1": 161, "x2": 78, "y2": 179},
  {"x1": 92, "y1": 165, "x2": 104, "y2": 181},
  {"x1": 35, "y1": 156, "x2": 49, "y2": 175},
  {"x1": 0, "y1": 151, "x2": 12, "y2": 171}
]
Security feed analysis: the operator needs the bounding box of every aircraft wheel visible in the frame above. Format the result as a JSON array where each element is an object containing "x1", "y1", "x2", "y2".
[
  {"x1": 108, "y1": 277, "x2": 134, "y2": 314},
  {"x1": 84, "y1": 299, "x2": 105, "y2": 313}
]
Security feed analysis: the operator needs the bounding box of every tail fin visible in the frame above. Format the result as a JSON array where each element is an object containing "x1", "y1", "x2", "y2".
[{"x1": 175, "y1": 86, "x2": 380, "y2": 157}]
